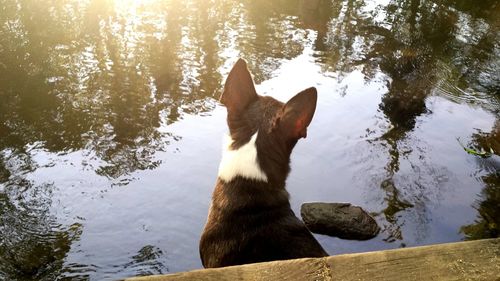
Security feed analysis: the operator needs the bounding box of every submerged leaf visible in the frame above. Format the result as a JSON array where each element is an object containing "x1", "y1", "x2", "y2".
[{"x1": 456, "y1": 138, "x2": 494, "y2": 158}]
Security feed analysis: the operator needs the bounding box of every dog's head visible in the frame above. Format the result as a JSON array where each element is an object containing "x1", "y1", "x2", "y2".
[{"x1": 218, "y1": 59, "x2": 317, "y2": 184}]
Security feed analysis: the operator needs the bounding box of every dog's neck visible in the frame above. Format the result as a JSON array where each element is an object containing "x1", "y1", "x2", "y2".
[
  {"x1": 218, "y1": 132, "x2": 268, "y2": 182},
  {"x1": 217, "y1": 131, "x2": 291, "y2": 188}
]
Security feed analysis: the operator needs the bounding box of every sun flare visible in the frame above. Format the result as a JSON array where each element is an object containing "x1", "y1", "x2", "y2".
[{"x1": 113, "y1": 0, "x2": 156, "y2": 7}]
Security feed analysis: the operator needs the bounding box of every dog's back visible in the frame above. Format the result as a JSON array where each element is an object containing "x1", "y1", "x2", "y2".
[{"x1": 200, "y1": 59, "x2": 327, "y2": 268}]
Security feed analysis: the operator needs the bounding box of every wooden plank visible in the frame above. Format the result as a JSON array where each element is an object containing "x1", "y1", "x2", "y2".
[
  {"x1": 128, "y1": 238, "x2": 500, "y2": 281},
  {"x1": 130, "y1": 258, "x2": 331, "y2": 281},
  {"x1": 326, "y1": 238, "x2": 500, "y2": 281}
]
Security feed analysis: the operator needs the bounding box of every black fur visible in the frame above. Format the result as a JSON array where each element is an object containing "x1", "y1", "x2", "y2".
[{"x1": 199, "y1": 59, "x2": 327, "y2": 268}]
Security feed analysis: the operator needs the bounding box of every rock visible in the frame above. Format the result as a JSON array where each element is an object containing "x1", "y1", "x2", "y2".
[{"x1": 300, "y1": 202, "x2": 380, "y2": 240}]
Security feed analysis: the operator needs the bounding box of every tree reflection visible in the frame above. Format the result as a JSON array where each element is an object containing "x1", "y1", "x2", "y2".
[
  {"x1": 0, "y1": 0, "x2": 217, "y2": 178},
  {"x1": 461, "y1": 121, "x2": 500, "y2": 240},
  {"x1": 375, "y1": 0, "x2": 498, "y2": 241},
  {"x1": 298, "y1": 0, "x2": 333, "y2": 52},
  {"x1": 0, "y1": 179, "x2": 83, "y2": 280},
  {"x1": 375, "y1": 0, "x2": 457, "y2": 241},
  {"x1": 0, "y1": 0, "x2": 326, "y2": 179},
  {"x1": 461, "y1": 172, "x2": 500, "y2": 240},
  {"x1": 314, "y1": 0, "x2": 499, "y2": 241},
  {"x1": 238, "y1": 0, "x2": 310, "y2": 82},
  {"x1": 472, "y1": 120, "x2": 500, "y2": 154}
]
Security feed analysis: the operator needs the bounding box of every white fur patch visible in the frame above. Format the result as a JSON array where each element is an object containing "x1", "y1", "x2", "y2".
[{"x1": 217, "y1": 132, "x2": 268, "y2": 182}]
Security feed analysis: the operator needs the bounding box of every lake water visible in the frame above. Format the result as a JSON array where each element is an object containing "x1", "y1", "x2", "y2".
[{"x1": 0, "y1": 0, "x2": 499, "y2": 280}]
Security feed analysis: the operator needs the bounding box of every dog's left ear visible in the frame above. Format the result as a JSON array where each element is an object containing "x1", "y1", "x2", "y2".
[
  {"x1": 220, "y1": 59, "x2": 257, "y2": 116},
  {"x1": 278, "y1": 87, "x2": 317, "y2": 139}
]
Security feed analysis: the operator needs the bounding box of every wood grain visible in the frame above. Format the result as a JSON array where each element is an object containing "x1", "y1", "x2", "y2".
[
  {"x1": 326, "y1": 238, "x2": 500, "y2": 281},
  {"x1": 128, "y1": 238, "x2": 500, "y2": 281}
]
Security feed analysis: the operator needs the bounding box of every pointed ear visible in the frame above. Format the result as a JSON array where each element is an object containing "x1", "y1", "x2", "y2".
[
  {"x1": 220, "y1": 59, "x2": 257, "y2": 115},
  {"x1": 279, "y1": 87, "x2": 317, "y2": 139}
]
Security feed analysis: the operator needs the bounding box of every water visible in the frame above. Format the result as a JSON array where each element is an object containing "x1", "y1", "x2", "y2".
[{"x1": 0, "y1": 0, "x2": 499, "y2": 279}]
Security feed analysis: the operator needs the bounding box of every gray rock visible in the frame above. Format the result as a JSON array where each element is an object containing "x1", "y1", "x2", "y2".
[{"x1": 300, "y1": 202, "x2": 380, "y2": 240}]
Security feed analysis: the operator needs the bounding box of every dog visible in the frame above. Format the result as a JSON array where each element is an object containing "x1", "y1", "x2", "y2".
[{"x1": 199, "y1": 58, "x2": 327, "y2": 268}]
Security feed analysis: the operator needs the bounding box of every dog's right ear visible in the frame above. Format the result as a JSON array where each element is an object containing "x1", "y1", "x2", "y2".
[
  {"x1": 278, "y1": 87, "x2": 317, "y2": 140},
  {"x1": 220, "y1": 59, "x2": 257, "y2": 116}
]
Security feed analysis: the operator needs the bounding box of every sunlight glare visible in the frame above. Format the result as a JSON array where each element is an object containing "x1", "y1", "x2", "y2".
[{"x1": 113, "y1": 0, "x2": 156, "y2": 8}]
